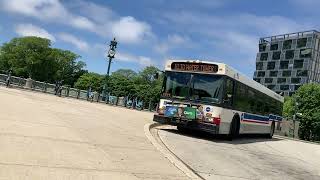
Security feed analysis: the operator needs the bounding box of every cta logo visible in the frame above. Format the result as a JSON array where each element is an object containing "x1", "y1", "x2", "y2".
[{"x1": 206, "y1": 107, "x2": 211, "y2": 112}]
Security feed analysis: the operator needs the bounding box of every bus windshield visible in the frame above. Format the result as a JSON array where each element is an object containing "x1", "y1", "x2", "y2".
[{"x1": 163, "y1": 71, "x2": 224, "y2": 104}]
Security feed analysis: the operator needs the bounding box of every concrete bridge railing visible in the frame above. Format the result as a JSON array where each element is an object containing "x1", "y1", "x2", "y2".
[{"x1": 0, "y1": 73, "x2": 157, "y2": 112}]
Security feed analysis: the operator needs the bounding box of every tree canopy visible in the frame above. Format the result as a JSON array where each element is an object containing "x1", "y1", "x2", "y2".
[
  {"x1": 285, "y1": 84, "x2": 320, "y2": 141},
  {"x1": 74, "y1": 72, "x2": 104, "y2": 92},
  {"x1": 106, "y1": 67, "x2": 163, "y2": 102},
  {"x1": 0, "y1": 36, "x2": 86, "y2": 86}
]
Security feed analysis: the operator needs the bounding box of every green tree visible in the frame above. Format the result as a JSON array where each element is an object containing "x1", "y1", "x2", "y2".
[
  {"x1": 0, "y1": 36, "x2": 86, "y2": 86},
  {"x1": 106, "y1": 66, "x2": 163, "y2": 107},
  {"x1": 132, "y1": 66, "x2": 163, "y2": 107},
  {"x1": 112, "y1": 69, "x2": 137, "y2": 79},
  {"x1": 50, "y1": 48, "x2": 87, "y2": 85},
  {"x1": 293, "y1": 83, "x2": 320, "y2": 141},
  {"x1": 74, "y1": 72, "x2": 104, "y2": 92},
  {"x1": 0, "y1": 36, "x2": 52, "y2": 79},
  {"x1": 283, "y1": 96, "x2": 294, "y2": 118},
  {"x1": 107, "y1": 69, "x2": 137, "y2": 97}
]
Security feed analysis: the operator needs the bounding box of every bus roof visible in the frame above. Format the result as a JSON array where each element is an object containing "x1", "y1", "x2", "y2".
[{"x1": 165, "y1": 59, "x2": 284, "y2": 103}]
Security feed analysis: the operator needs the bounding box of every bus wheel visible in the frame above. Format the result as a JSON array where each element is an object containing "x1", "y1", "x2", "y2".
[
  {"x1": 177, "y1": 125, "x2": 187, "y2": 133},
  {"x1": 267, "y1": 122, "x2": 275, "y2": 139},
  {"x1": 227, "y1": 116, "x2": 240, "y2": 141}
]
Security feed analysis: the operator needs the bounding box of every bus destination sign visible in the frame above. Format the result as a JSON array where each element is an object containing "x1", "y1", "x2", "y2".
[{"x1": 171, "y1": 62, "x2": 218, "y2": 73}]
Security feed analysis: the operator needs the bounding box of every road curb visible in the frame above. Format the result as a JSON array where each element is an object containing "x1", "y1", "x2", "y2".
[{"x1": 144, "y1": 123, "x2": 202, "y2": 180}]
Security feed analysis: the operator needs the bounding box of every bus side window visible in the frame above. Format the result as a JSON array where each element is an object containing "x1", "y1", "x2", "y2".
[
  {"x1": 248, "y1": 88, "x2": 256, "y2": 114},
  {"x1": 224, "y1": 78, "x2": 234, "y2": 106}
]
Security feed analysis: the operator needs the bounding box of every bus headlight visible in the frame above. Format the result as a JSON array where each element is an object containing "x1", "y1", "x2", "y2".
[{"x1": 158, "y1": 106, "x2": 165, "y2": 115}]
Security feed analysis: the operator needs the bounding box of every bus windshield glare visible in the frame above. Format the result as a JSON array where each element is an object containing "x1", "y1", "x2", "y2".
[{"x1": 163, "y1": 71, "x2": 224, "y2": 104}]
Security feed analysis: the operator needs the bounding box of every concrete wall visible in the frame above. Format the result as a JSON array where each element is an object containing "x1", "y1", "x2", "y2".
[{"x1": 275, "y1": 119, "x2": 300, "y2": 138}]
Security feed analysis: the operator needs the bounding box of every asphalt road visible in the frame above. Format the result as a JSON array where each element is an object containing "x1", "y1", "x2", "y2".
[
  {"x1": 0, "y1": 87, "x2": 187, "y2": 180},
  {"x1": 157, "y1": 126, "x2": 320, "y2": 180}
]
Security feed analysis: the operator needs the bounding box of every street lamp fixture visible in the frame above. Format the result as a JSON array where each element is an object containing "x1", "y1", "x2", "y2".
[{"x1": 107, "y1": 38, "x2": 117, "y2": 75}]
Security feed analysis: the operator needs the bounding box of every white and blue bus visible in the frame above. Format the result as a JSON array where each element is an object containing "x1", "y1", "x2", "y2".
[{"x1": 153, "y1": 60, "x2": 283, "y2": 139}]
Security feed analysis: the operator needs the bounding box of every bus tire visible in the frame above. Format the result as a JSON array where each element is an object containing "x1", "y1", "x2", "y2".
[
  {"x1": 177, "y1": 125, "x2": 187, "y2": 133},
  {"x1": 267, "y1": 122, "x2": 275, "y2": 139},
  {"x1": 227, "y1": 115, "x2": 240, "y2": 141}
]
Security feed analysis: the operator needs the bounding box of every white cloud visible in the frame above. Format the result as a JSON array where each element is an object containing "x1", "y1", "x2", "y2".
[
  {"x1": 154, "y1": 34, "x2": 195, "y2": 54},
  {"x1": 57, "y1": 33, "x2": 88, "y2": 51},
  {"x1": 0, "y1": 0, "x2": 153, "y2": 44},
  {"x1": 15, "y1": 23, "x2": 56, "y2": 41},
  {"x1": 111, "y1": 16, "x2": 152, "y2": 44},
  {"x1": 116, "y1": 52, "x2": 153, "y2": 66}
]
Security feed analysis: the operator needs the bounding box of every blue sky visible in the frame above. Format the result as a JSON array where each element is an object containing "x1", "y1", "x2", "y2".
[{"x1": 1, "y1": 0, "x2": 320, "y2": 77}]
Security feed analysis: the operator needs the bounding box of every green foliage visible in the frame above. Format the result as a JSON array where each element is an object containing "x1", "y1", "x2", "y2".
[
  {"x1": 283, "y1": 96, "x2": 294, "y2": 118},
  {"x1": 74, "y1": 72, "x2": 104, "y2": 92},
  {"x1": 293, "y1": 83, "x2": 320, "y2": 141},
  {"x1": 108, "y1": 71, "x2": 135, "y2": 96},
  {"x1": 0, "y1": 36, "x2": 86, "y2": 86},
  {"x1": 112, "y1": 69, "x2": 137, "y2": 79},
  {"x1": 107, "y1": 67, "x2": 163, "y2": 105}
]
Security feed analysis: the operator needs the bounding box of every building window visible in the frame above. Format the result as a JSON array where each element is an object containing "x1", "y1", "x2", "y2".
[
  {"x1": 280, "y1": 85, "x2": 289, "y2": 90},
  {"x1": 293, "y1": 59, "x2": 304, "y2": 69},
  {"x1": 265, "y1": 78, "x2": 273, "y2": 83},
  {"x1": 280, "y1": 61, "x2": 289, "y2": 69},
  {"x1": 282, "y1": 70, "x2": 291, "y2": 77},
  {"x1": 285, "y1": 50, "x2": 295, "y2": 59},
  {"x1": 272, "y1": 51, "x2": 281, "y2": 60},
  {"x1": 295, "y1": 85, "x2": 301, "y2": 90},
  {"x1": 257, "y1": 71, "x2": 265, "y2": 77},
  {"x1": 260, "y1": 53, "x2": 268, "y2": 61},
  {"x1": 297, "y1": 38, "x2": 307, "y2": 48},
  {"x1": 283, "y1": 40, "x2": 292, "y2": 50},
  {"x1": 270, "y1": 71, "x2": 278, "y2": 77},
  {"x1": 291, "y1": 78, "x2": 301, "y2": 84},
  {"x1": 297, "y1": 70, "x2": 308, "y2": 77},
  {"x1": 267, "y1": 85, "x2": 275, "y2": 90},
  {"x1": 300, "y1": 49, "x2": 312, "y2": 58},
  {"x1": 277, "y1": 78, "x2": 286, "y2": 84},
  {"x1": 253, "y1": 78, "x2": 261, "y2": 83},
  {"x1": 256, "y1": 62, "x2": 263, "y2": 70},
  {"x1": 270, "y1": 43, "x2": 278, "y2": 51},
  {"x1": 259, "y1": 43, "x2": 267, "y2": 52},
  {"x1": 267, "y1": 62, "x2": 275, "y2": 70}
]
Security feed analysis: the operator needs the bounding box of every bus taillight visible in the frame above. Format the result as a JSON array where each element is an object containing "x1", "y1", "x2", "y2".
[{"x1": 213, "y1": 116, "x2": 221, "y2": 125}]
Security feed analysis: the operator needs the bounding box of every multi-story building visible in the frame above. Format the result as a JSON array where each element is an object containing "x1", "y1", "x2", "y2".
[{"x1": 253, "y1": 30, "x2": 320, "y2": 96}]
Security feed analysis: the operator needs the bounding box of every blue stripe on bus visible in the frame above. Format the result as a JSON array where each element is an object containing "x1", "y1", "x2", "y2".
[
  {"x1": 243, "y1": 113, "x2": 269, "y2": 122},
  {"x1": 241, "y1": 113, "x2": 283, "y2": 123}
]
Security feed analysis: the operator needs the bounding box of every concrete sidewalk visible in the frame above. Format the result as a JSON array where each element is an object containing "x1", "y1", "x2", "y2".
[{"x1": 0, "y1": 87, "x2": 188, "y2": 180}]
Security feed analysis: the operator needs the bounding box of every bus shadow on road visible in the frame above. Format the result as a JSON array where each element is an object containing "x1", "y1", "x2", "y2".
[{"x1": 160, "y1": 128, "x2": 283, "y2": 145}]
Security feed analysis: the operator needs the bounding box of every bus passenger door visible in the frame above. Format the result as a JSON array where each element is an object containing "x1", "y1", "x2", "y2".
[
  {"x1": 221, "y1": 78, "x2": 235, "y2": 134},
  {"x1": 224, "y1": 78, "x2": 234, "y2": 107}
]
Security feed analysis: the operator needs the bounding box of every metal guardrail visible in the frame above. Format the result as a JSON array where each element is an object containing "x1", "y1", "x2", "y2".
[{"x1": 0, "y1": 73, "x2": 157, "y2": 111}]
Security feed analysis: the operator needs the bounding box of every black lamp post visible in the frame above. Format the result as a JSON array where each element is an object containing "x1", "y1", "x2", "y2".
[
  {"x1": 102, "y1": 38, "x2": 118, "y2": 102},
  {"x1": 107, "y1": 38, "x2": 117, "y2": 76}
]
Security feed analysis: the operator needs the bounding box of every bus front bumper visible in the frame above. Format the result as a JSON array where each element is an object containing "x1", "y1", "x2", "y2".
[{"x1": 153, "y1": 114, "x2": 219, "y2": 134}]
